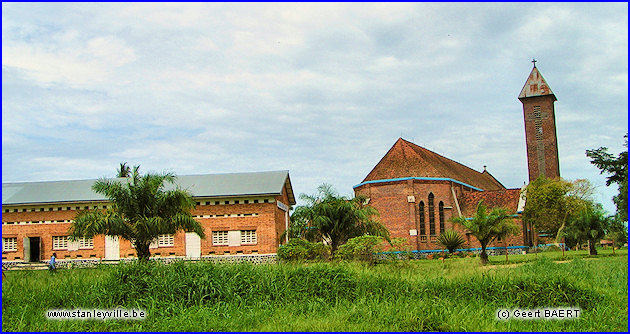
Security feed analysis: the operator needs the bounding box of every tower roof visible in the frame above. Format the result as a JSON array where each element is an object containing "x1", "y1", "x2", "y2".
[
  {"x1": 518, "y1": 65, "x2": 556, "y2": 100},
  {"x1": 360, "y1": 138, "x2": 505, "y2": 191}
]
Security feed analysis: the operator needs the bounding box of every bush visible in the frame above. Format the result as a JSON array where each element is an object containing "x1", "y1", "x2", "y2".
[
  {"x1": 388, "y1": 237, "x2": 413, "y2": 260},
  {"x1": 336, "y1": 235, "x2": 385, "y2": 263},
  {"x1": 277, "y1": 238, "x2": 330, "y2": 261},
  {"x1": 542, "y1": 245, "x2": 562, "y2": 252}
]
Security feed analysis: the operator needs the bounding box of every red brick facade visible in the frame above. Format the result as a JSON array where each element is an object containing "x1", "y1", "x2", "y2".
[
  {"x1": 519, "y1": 66, "x2": 560, "y2": 181},
  {"x1": 2, "y1": 174, "x2": 295, "y2": 262},
  {"x1": 355, "y1": 179, "x2": 528, "y2": 251}
]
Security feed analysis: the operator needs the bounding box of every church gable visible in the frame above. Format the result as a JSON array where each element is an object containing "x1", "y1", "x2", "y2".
[{"x1": 362, "y1": 138, "x2": 505, "y2": 191}]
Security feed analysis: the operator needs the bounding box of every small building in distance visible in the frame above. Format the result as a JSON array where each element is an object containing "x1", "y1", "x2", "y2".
[{"x1": 2, "y1": 170, "x2": 295, "y2": 263}]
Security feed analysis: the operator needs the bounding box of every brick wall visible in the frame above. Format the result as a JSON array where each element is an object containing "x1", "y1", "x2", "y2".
[
  {"x1": 2, "y1": 193, "x2": 291, "y2": 261},
  {"x1": 521, "y1": 95, "x2": 560, "y2": 181},
  {"x1": 355, "y1": 179, "x2": 529, "y2": 251}
]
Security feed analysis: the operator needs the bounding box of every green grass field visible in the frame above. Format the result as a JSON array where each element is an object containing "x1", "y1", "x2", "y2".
[{"x1": 2, "y1": 249, "x2": 627, "y2": 331}]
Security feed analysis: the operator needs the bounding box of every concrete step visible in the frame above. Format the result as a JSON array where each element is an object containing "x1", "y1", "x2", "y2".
[{"x1": 9, "y1": 263, "x2": 49, "y2": 270}]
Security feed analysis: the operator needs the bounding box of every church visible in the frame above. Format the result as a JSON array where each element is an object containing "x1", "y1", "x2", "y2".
[{"x1": 354, "y1": 63, "x2": 560, "y2": 252}]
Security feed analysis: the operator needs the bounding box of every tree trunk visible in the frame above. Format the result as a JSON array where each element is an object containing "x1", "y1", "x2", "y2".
[
  {"x1": 330, "y1": 241, "x2": 338, "y2": 260},
  {"x1": 135, "y1": 242, "x2": 151, "y2": 261},
  {"x1": 588, "y1": 239, "x2": 598, "y2": 256},
  {"x1": 480, "y1": 244, "x2": 489, "y2": 265},
  {"x1": 505, "y1": 243, "x2": 508, "y2": 263}
]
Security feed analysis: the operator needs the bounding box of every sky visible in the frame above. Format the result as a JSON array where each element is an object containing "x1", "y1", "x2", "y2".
[{"x1": 2, "y1": 3, "x2": 628, "y2": 214}]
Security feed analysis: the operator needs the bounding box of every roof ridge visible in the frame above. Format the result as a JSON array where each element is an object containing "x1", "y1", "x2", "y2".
[
  {"x1": 361, "y1": 138, "x2": 505, "y2": 191},
  {"x1": 401, "y1": 138, "x2": 487, "y2": 177},
  {"x1": 481, "y1": 170, "x2": 506, "y2": 189}
]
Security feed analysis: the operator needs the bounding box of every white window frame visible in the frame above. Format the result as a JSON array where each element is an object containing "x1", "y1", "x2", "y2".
[
  {"x1": 212, "y1": 231, "x2": 228, "y2": 245},
  {"x1": 3, "y1": 237, "x2": 17, "y2": 252},
  {"x1": 157, "y1": 234, "x2": 174, "y2": 247},
  {"x1": 240, "y1": 230, "x2": 257, "y2": 245},
  {"x1": 52, "y1": 236, "x2": 69, "y2": 250},
  {"x1": 78, "y1": 237, "x2": 94, "y2": 249}
]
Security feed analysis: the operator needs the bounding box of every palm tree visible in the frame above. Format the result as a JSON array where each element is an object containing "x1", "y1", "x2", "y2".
[
  {"x1": 69, "y1": 166, "x2": 205, "y2": 261},
  {"x1": 296, "y1": 184, "x2": 390, "y2": 257},
  {"x1": 562, "y1": 204, "x2": 609, "y2": 256},
  {"x1": 116, "y1": 162, "x2": 132, "y2": 178},
  {"x1": 437, "y1": 229, "x2": 465, "y2": 254},
  {"x1": 452, "y1": 200, "x2": 518, "y2": 265}
]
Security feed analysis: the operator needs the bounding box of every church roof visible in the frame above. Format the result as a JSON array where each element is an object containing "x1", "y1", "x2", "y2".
[
  {"x1": 3, "y1": 170, "x2": 296, "y2": 206},
  {"x1": 360, "y1": 138, "x2": 505, "y2": 191},
  {"x1": 460, "y1": 188, "x2": 522, "y2": 216},
  {"x1": 518, "y1": 66, "x2": 556, "y2": 99}
]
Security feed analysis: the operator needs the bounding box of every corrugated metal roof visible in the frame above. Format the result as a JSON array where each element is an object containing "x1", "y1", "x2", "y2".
[{"x1": 2, "y1": 170, "x2": 295, "y2": 206}]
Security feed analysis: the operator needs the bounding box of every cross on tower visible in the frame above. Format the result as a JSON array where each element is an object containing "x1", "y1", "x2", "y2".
[{"x1": 532, "y1": 58, "x2": 537, "y2": 67}]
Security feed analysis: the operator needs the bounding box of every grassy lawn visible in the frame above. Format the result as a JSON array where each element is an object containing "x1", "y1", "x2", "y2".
[{"x1": 2, "y1": 249, "x2": 627, "y2": 331}]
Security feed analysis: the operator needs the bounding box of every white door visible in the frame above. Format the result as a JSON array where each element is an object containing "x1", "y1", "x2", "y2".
[
  {"x1": 104, "y1": 236, "x2": 120, "y2": 260},
  {"x1": 185, "y1": 232, "x2": 201, "y2": 258}
]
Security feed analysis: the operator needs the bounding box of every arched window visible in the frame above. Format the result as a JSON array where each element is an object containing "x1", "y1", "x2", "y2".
[
  {"x1": 439, "y1": 201, "x2": 445, "y2": 234},
  {"x1": 428, "y1": 193, "x2": 435, "y2": 236},
  {"x1": 418, "y1": 201, "x2": 425, "y2": 236}
]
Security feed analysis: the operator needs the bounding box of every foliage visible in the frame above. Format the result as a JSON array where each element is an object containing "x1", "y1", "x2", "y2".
[
  {"x1": 295, "y1": 184, "x2": 390, "y2": 257},
  {"x1": 605, "y1": 217, "x2": 628, "y2": 246},
  {"x1": 436, "y1": 229, "x2": 465, "y2": 253},
  {"x1": 3, "y1": 251, "x2": 626, "y2": 332},
  {"x1": 277, "y1": 238, "x2": 330, "y2": 261},
  {"x1": 282, "y1": 205, "x2": 312, "y2": 241},
  {"x1": 335, "y1": 235, "x2": 385, "y2": 263},
  {"x1": 586, "y1": 133, "x2": 628, "y2": 222},
  {"x1": 116, "y1": 162, "x2": 133, "y2": 178},
  {"x1": 523, "y1": 177, "x2": 595, "y2": 241},
  {"x1": 69, "y1": 165, "x2": 205, "y2": 261},
  {"x1": 452, "y1": 200, "x2": 518, "y2": 264},
  {"x1": 562, "y1": 204, "x2": 611, "y2": 255},
  {"x1": 388, "y1": 237, "x2": 413, "y2": 260}
]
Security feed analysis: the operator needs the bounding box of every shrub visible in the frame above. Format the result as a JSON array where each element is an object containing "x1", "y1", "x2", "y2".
[
  {"x1": 277, "y1": 239, "x2": 330, "y2": 261},
  {"x1": 436, "y1": 229, "x2": 465, "y2": 253},
  {"x1": 542, "y1": 245, "x2": 562, "y2": 252},
  {"x1": 388, "y1": 237, "x2": 413, "y2": 260},
  {"x1": 336, "y1": 235, "x2": 385, "y2": 263}
]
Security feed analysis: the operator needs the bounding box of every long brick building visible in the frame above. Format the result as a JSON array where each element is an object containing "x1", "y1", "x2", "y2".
[
  {"x1": 354, "y1": 63, "x2": 559, "y2": 251},
  {"x1": 2, "y1": 170, "x2": 295, "y2": 263}
]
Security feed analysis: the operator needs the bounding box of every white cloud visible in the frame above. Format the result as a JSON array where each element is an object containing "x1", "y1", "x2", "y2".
[
  {"x1": 2, "y1": 2, "x2": 627, "y2": 214},
  {"x1": 2, "y1": 27, "x2": 135, "y2": 88}
]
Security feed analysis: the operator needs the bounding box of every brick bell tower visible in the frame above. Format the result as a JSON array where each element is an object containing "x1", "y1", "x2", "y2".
[{"x1": 519, "y1": 60, "x2": 560, "y2": 181}]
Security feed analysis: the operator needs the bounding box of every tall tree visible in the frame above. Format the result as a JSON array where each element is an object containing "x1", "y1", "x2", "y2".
[
  {"x1": 586, "y1": 133, "x2": 628, "y2": 222},
  {"x1": 116, "y1": 162, "x2": 132, "y2": 178},
  {"x1": 452, "y1": 200, "x2": 518, "y2": 265},
  {"x1": 523, "y1": 177, "x2": 594, "y2": 241},
  {"x1": 295, "y1": 184, "x2": 390, "y2": 257},
  {"x1": 69, "y1": 166, "x2": 205, "y2": 261}
]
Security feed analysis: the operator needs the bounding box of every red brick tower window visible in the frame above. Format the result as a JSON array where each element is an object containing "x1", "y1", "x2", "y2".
[
  {"x1": 418, "y1": 201, "x2": 426, "y2": 235},
  {"x1": 438, "y1": 201, "x2": 445, "y2": 234},
  {"x1": 428, "y1": 193, "x2": 435, "y2": 236}
]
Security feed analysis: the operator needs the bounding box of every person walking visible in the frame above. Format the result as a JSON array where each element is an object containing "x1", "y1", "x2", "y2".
[{"x1": 48, "y1": 252, "x2": 57, "y2": 272}]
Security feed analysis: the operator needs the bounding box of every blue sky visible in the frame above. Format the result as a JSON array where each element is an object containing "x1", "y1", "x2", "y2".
[{"x1": 2, "y1": 3, "x2": 627, "y2": 213}]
